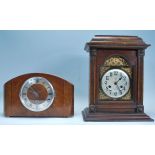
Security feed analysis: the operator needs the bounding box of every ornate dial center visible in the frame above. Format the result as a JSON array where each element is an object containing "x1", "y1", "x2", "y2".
[
  {"x1": 20, "y1": 77, "x2": 55, "y2": 112},
  {"x1": 101, "y1": 69, "x2": 130, "y2": 98}
]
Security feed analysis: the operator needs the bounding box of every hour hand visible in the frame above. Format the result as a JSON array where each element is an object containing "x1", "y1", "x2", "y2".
[{"x1": 115, "y1": 83, "x2": 122, "y2": 94}]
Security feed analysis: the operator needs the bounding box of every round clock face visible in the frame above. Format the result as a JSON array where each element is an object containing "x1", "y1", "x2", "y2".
[
  {"x1": 20, "y1": 77, "x2": 55, "y2": 112},
  {"x1": 101, "y1": 69, "x2": 130, "y2": 98}
]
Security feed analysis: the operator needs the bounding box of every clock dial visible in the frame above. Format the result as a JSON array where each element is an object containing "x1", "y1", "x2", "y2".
[
  {"x1": 101, "y1": 69, "x2": 130, "y2": 98},
  {"x1": 20, "y1": 77, "x2": 55, "y2": 112}
]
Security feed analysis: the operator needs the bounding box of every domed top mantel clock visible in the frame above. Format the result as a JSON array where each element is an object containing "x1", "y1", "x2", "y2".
[
  {"x1": 82, "y1": 35, "x2": 153, "y2": 122},
  {"x1": 4, "y1": 73, "x2": 74, "y2": 117}
]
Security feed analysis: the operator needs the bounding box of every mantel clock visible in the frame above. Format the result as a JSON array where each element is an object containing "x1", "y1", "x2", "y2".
[
  {"x1": 82, "y1": 35, "x2": 153, "y2": 121},
  {"x1": 4, "y1": 73, "x2": 74, "y2": 117}
]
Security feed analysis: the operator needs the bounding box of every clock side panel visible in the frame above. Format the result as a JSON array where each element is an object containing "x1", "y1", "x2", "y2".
[
  {"x1": 90, "y1": 49, "x2": 138, "y2": 113},
  {"x1": 4, "y1": 81, "x2": 12, "y2": 116},
  {"x1": 89, "y1": 51, "x2": 97, "y2": 107},
  {"x1": 63, "y1": 81, "x2": 74, "y2": 117},
  {"x1": 5, "y1": 73, "x2": 74, "y2": 117}
]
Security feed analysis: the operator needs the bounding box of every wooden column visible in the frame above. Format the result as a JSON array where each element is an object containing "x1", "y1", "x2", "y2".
[{"x1": 137, "y1": 50, "x2": 145, "y2": 112}]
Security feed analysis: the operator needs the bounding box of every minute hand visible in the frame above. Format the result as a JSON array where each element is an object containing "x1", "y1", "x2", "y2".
[{"x1": 115, "y1": 76, "x2": 122, "y2": 84}]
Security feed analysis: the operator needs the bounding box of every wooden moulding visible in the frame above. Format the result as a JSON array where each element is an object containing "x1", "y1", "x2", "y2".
[{"x1": 82, "y1": 108, "x2": 154, "y2": 122}]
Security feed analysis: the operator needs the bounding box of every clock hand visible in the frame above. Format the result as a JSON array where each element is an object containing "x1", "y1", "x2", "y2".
[
  {"x1": 115, "y1": 76, "x2": 122, "y2": 84},
  {"x1": 114, "y1": 80, "x2": 122, "y2": 94},
  {"x1": 116, "y1": 84, "x2": 122, "y2": 94}
]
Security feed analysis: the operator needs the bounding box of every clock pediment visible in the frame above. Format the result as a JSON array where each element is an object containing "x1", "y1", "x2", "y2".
[{"x1": 85, "y1": 35, "x2": 150, "y2": 51}]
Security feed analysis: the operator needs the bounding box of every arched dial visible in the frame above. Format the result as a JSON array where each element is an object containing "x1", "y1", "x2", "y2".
[
  {"x1": 20, "y1": 77, "x2": 55, "y2": 112},
  {"x1": 101, "y1": 69, "x2": 130, "y2": 98}
]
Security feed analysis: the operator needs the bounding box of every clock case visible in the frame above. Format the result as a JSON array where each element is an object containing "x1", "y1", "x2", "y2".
[
  {"x1": 82, "y1": 35, "x2": 153, "y2": 122},
  {"x1": 4, "y1": 73, "x2": 74, "y2": 117}
]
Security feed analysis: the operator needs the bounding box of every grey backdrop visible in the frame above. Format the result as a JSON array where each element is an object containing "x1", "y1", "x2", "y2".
[{"x1": 0, "y1": 30, "x2": 154, "y2": 124}]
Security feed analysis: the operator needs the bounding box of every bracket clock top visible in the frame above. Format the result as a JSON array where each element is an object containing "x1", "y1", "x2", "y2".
[{"x1": 82, "y1": 35, "x2": 153, "y2": 122}]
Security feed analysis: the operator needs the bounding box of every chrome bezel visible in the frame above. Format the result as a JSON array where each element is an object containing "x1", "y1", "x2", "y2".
[{"x1": 19, "y1": 77, "x2": 55, "y2": 112}]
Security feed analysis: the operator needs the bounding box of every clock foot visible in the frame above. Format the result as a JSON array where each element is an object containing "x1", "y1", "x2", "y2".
[{"x1": 82, "y1": 108, "x2": 154, "y2": 122}]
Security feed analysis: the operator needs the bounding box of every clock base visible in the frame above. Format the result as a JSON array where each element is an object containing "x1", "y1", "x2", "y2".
[{"x1": 82, "y1": 108, "x2": 154, "y2": 122}]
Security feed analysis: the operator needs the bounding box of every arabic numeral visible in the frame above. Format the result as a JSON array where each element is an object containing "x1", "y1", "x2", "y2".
[
  {"x1": 106, "y1": 87, "x2": 108, "y2": 90},
  {"x1": 104, "y1": 81, "x2": 107, "y2": 85},
  {"x1": 114, "y1": 92, "x2": 117, "y2": 96},
  {"x1": 114, "y1": 71, "x2": 118, "y2": 75},
  {"x1": 123, "y1": 76, "x2": 126, "y2": 80},
  {"x1": 106, "y1": 76, "x2": 109, "y2": 80}
]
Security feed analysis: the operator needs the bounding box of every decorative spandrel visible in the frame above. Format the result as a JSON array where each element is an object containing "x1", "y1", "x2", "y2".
[{"x1": 104, "y1": 56, "x2": 129, "y2": 66}]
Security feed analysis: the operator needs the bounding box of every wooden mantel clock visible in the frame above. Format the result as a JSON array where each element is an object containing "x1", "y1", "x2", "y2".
[
  {"x1": 82, "y1": 35, "x2": 153, "y2": 121},
  {"x1": 4, "y1": 73, "x2": 74, "y2": 117}
]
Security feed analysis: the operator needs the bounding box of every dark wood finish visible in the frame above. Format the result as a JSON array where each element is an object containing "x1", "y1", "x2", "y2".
[
  {"x1": 82, "y1": 108, "x2": 153, "y2": 122},
  {"x1": 4, "y1": 73, "x2": 74, "y2": 117},
  {"x1": 82, "y1": 35, "x2": 153, "y2": 122}
]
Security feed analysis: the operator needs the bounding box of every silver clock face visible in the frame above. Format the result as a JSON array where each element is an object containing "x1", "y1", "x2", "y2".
[
  {"x1": 101, "y1": 69, "x2": 130, "y2": 98},
  {"x1": 19, "y1": 77, "x2": 55, "y2": 112}
]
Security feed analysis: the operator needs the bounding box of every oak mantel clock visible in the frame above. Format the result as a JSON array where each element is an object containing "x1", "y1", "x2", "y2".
[
  {"x1": 82, "y1": 35, "x2": 153, "y2": 121},
  {"x1": 4, "y1": 73, "x2": 74, "y2": 117}
]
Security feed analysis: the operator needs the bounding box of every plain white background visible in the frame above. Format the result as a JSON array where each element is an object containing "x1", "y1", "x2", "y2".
[{"x1": 0, "y1": 0, "x2": 155, "y2": 155}]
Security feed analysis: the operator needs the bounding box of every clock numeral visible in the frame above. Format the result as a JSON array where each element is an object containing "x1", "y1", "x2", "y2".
[
  {"x1": 122, "y1": 76, "x2": 126, "y2": 80},
  {"x1": 36, "y1": 79, "x2": 40, "y2": 83},
  {"x1": 104, "y1": 81, "x2": 107, "y2": 85},
  {"x1": 114, "y1": 71, "x2": 118, "y2": 76},
  {"x1": 106, "y1": 76, "x2": 109, "y2": 80},
  {"x1": 47, "y1": 87, "x2": 51, "y2": 90},
  {"x1": 47, "y1": 98, "x2": 52, "y2": 102},
  {"x1": 125, "y1": 81, "x2": 127, "y2": 86},
  {"x1": 28, "y1": 103, "x2": 32, "y2": 107},
  {"x1": 110, "y1": 72, "x2": 112, "y2": 77},
  {"x1": 114, "y1": 92, "x2": 117, "y2": 96}
]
